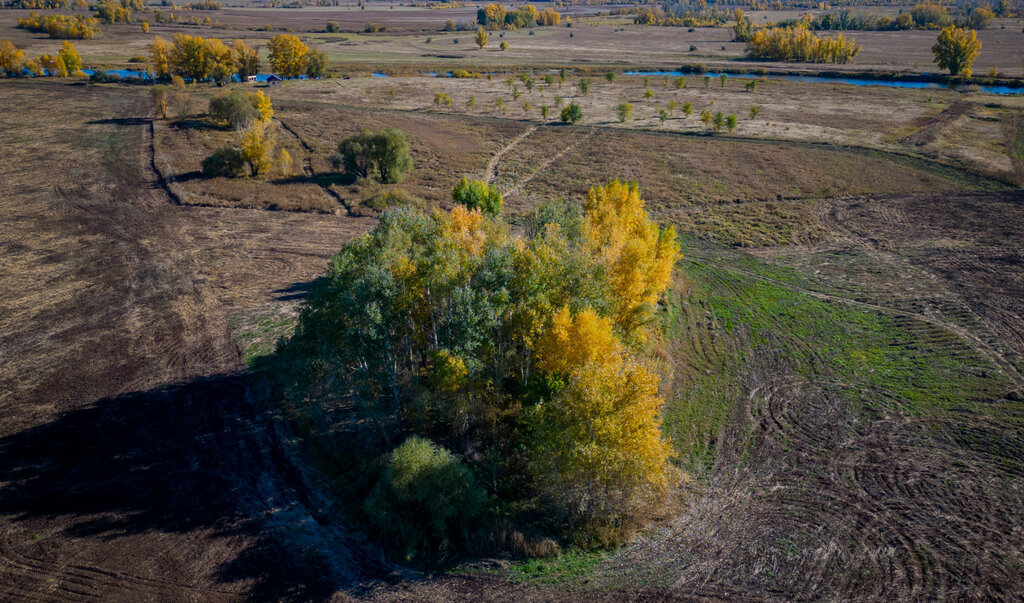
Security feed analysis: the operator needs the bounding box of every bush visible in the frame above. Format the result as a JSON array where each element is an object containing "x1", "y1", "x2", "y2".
[
  {"x1": 208, "y1": 91, "x2": 259, "y2": 128},
  {"x1": 335, "y1": 127, "x2": 413, "y2": 184},
  {"x1": 365, "y1": 437, "x2": 488, "y2": 561},
  {"x1": 89, "y1": 70, "x2": 121, "y2": 83},
  {"x1": 560, "y1": 102, "x2": 582, "y2": 124},
  {"x1": 201, "y1": 146, "x2": 246, "y2": 177},
  {"x1": 452, "y1": 177, "x2": 502, "y2": 215}
]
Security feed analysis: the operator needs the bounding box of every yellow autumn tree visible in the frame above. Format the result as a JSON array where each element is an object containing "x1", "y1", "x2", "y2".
[
  {"x1": 58, "y1": 40, "x2": 82, "y2": 75},
  {"x1": 1, "y1": 39, "x2": 25, "y2": 76},
  {"x1": 583, "y1": 180, "x2": 680, "y2": 340},
  {"x1": 39, "y1": 53, "x2": 68, "y2": 77},
  {"x1": 527, "y1": 306, "x2": 674, "y2": 526},
  {"x1": 232, "y1": 38, "x2": 260, "y2": 78},
  {"x1": 149, "y1": 35, "x2": 171, "y2": 78},
  {"x1": 932, "y1": 25, "x2": 982, "y2": 77},
  {"x1": 247, "y1": 89, "x2": 273, "y2": 122},
  {"x1": 238, "y1": 119, "x2": 276, "y2": 177},
  {"x1": 267, "y1": 34, "x2": 308, "y2": 78}
]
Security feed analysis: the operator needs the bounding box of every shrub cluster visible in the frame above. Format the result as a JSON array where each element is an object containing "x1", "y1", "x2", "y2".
[{"x1": 268, "y1": 180, "x2": 680, "y2": 560}]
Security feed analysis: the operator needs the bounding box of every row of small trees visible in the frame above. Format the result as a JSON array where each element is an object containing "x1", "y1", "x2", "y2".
[{"x1": 149, "y1": 33, "x2": 326, "y2": 82}]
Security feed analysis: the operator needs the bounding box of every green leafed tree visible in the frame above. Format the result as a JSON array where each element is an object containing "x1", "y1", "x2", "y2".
[
  {"x1": 561, "y1": 102, "x2": 582, "y2": 124},
  {"x1": 452, "y1": 177, "x2": 502, "y2": 215},
  {"x1": 335, "y1": 127, "x2": 413, "y2": 184}
]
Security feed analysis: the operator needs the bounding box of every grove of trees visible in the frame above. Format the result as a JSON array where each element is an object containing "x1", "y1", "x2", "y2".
[
  {"x1": 268, "y1": 179, "x2": 679, "y2": 559},
  {"x1": 150, "y1": 33, "x2": 325, "y2": 82},
  {"x1": 746, "y1": 25, "x2": 861, "y2": 63},
  {"x1": 477, "y1": 2, "x2": 562, "y2": 29},
  {"x1": 16, "y1": 12, "x2": 99, "y2": 39},
  {"x1": 0, "y1": 39, "x2": 83, "y2": 77}
]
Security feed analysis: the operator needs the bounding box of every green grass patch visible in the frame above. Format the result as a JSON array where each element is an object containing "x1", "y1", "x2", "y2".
[
  {"x1": 229, "y1": 306, "x2": 300, "y2": 366},
  {"x1": 506, "y1": 549, "x2": 610, "y2": 585},
  {"x1": 660, "y1": 244, "x2": 1012, "y2": 473},
  {"x1": 690, "y1": 260, "x2": 1009, "y2": 416}
]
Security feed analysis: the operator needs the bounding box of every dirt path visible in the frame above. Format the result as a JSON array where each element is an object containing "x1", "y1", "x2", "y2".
[
  {"x1": 503, "y1": 129, "x2": 594, "y2": 198},
  {"x1": 484, "y1": 124, "x2": 536, "y2": 185}
]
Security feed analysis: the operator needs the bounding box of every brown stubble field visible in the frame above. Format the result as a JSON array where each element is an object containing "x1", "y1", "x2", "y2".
[
  {"x1": 0, "y1": 79, "x2": 378, "y2": 599},
  {"x1": 2, "y1": 7, "x2": 1024, "y2": 597}
]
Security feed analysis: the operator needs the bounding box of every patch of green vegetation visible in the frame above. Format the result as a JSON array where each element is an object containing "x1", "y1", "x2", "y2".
[
  {"x1": 660, "y1": 242, "x2": 1013, "y2": 473},
  {"x1": 1012, "y1": 116, "x2": 1024, "y2": 162},
  {"x1": 689, "y1": 259, "x2": 1009, "y2": 416},
  {"x1": 506, "y1": 549, "x2": 610, "y2": 585},
  {"x1": 685, "y1": 201, "x2": 828, "y2": 247},
  {"x1": 229, "y1": 307, "x2": 299, "y2": 366},
  {"x1": 868, "y1": 148, "x2": 1014, "y2": 191}
]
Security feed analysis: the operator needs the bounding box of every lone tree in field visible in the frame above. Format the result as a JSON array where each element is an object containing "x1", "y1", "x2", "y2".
[
  {"x1": 434, "y1": 91, "x2": 453, "y2": 108},
  {"x1": 616, "y1": 102, "x2": 633, "y2": 123},
  {"x1": 561, "y1": 102, "x2": 582, "y2": 124},
  {"x1": 932, "y1": 25, "x2": 981, "y2": 77},
  {"x1": 475, "y1": 28, "x2": 488, "y2": 49},
  {"x1": 500, "y1": 40, "x2": 508, "y2": 51},
  {"x1": 335, "y1": 127, "x2": 413, "y2": 184},
  {"x1": 306, "y1": 47, "x2": 328, "y2": 78}
]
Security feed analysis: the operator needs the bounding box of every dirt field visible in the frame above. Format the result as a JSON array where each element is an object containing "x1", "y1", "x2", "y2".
[{"x1": 1, "y1": 67, "x2": 1023, "y2": 600}]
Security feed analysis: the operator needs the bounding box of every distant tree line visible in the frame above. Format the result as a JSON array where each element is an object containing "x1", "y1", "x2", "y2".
[
  {"x1": 149, "y1": 33, "x2": 326, "y2": 82},
  {"x1": 776, "y1": 3, "x2": 995, "y2": 32},
  {"x1": 16, "y1": 12, "x2": 99, "y2": 39}
]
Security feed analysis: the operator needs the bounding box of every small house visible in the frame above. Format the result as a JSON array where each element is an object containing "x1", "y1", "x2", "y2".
[{"x1": 266, "y1": 74, "x2": 283, "y2": 86}]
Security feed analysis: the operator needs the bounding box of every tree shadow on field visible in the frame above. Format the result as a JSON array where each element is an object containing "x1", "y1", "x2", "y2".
[
  {"x1": 0, "y1": 374, "x2": 366, "y2": 598},
  {"x1": 87, "y1": 117, "x2": 153, "y2": 126},
  {"x1": 274, "y1": 279, "x2": 320, "y2": 302},
  {"x1": 168, "y1": 118, "x2": 229, "y2": 132},
  {"x1": 276, "y1": 172, "x2": 356, "y2": 187}
]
